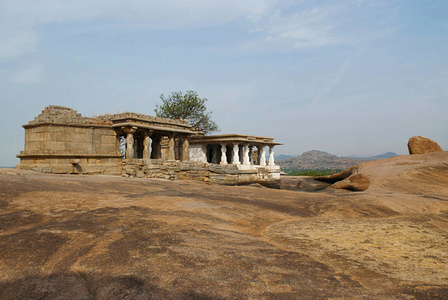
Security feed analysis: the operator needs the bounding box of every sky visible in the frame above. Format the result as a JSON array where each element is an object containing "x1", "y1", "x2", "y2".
[{"x1": 1, "y1": 0, "x2": 447, "y2": 166}]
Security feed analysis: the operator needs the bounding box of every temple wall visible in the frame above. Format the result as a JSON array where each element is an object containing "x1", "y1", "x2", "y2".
[
  {"x1": 189, "y1": 144, "x2": 207, "y2": 163},
  {"x1": 17, "y1": 124, "x2": 122, "y2": 174},
  {"x1": 22, "y1": 124, "x2": 118, "y2": 155},
  {"x1": 17, "y1": 157, "x2": 122, "y2": 175}
]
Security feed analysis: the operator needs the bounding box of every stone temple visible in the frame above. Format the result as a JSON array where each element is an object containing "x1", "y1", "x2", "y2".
[{"x1": 17, "y1": 106, "x2": 282, "y2": 186}]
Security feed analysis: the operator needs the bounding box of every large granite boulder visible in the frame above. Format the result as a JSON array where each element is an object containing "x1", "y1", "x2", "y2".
[
  {"x1": 407, "y1": 136, "x2": 444, "y2": 155},
  {"x1": 315, "y1": 167, "x2": 370, "y2": 191}
]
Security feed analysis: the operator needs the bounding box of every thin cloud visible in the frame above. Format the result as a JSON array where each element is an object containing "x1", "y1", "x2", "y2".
[
  {"x1": 0, "y1": 0, "x2": 399, "y2": 61},
  {"x1": 0, "y1": 30, "x2": 39, "y2": 60},
  {"x1": 12, "y1": 63, "x2": 44, "y2": 84},
  {"x1": 265, "y1": 7, "x2": 346, "y2": 48},
  {"x1": 0, "y1": 0, "x2": 276, "y2": 61},
  {"x1": 313, "y1": 49, "x2": 363, "y2": 104}
]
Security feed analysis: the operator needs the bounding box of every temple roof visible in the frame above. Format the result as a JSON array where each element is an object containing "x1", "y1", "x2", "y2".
[
  {"x1": 106, "y1": 112, "x2": 196, "y2": 135},
  {"x1": 24, "y1": 106, "x2": 197, "y2": 134},
  {"x1": 190, "y1": 134, "x2": 283, "y2": 146},
  {"x1": 25, "y1": 105, "x2": 108, "y2": 127}
]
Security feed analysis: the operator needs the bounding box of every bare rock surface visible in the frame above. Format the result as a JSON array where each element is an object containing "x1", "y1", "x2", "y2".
[
  {"x1": 408, "y1": 135, "x2": 444, "y2": 155},
  {"x1": 316, "y1": 151, "x2": 448, "y2": 193},
  {"x1": 331, "y1": 173, "x2": 370, "y2": 191},
  {"x1": 1, "y1": 152, "x2": 448, "y2": 299}
]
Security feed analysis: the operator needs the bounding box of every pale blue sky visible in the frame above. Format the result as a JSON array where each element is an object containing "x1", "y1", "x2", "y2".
[{"x1": 1, "y1": 0, "x2": 447, "y2": 166}]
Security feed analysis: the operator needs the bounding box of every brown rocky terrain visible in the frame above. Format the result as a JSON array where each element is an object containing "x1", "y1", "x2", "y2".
[{"x1": 1, "y1": 151, "x2": 448, "y2": 299}]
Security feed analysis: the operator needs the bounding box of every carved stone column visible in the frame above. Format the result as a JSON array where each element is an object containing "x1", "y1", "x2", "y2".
[
  {"x1": 260, "y1": 145, "x2": 266, "y2": 166},
  {"x1": 161, "y1": 136, "x2": 169, "y2": 160},
  {"x1": 175, "y1": 137, "x2": 181, "y2": 160},
  {"x1": 269, "y1": 145, "x2": 275, "y2": 166},
  {"x1": 123, "y1": 126, "x2": 137, "y2": 159},
  {"x1": 182, "y1": 137, "x2": 190, "y2": 161},
  {"x1": 151, "y1": 136, "x2": 161, "y2": 159},
  {"x1": 249, "y1": 146, "x2": 253, "y2": 165},
  {"x1": 168, "y1": 133, "x2": 175, "y2": 160},
  {"x1": 143, "y1": 130, "x2": 153, "y2": 160},
  {"x1": 243, "y1": 144, "x2": 250, "y2": 165},
  {"x1": 220, "y1": 144, "x2": 227, "y2": 164},
  {"x1": 233, "y1": 143, "x2": 240, "y2": 165}
]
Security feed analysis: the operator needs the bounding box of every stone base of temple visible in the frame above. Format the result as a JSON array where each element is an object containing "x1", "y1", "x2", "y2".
[
  {"x1": 16, "y1": 156, "x2": 123, "y2": 176},
  {"x1": 16, "y1": 156, "x2": 281, "y2": 186},
  {"x1": 121, "y1": 160, "x2": 281, "y2": 186}
]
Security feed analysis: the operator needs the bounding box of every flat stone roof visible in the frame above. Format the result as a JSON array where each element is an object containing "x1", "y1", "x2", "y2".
[
  {"x1": 190, "y1": 134, "x2": 283, "y2": 146},
  {"x1": 108, "y1": 113, "x2": 196, "y2": 135},
  {"x1": 24, "y1": 106, "x2": 197, "y2": 135}
]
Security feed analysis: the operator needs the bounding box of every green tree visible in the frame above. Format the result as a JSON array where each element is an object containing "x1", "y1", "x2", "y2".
[{"x1": 155, "y1": 90, "x2": 220, "y2": 134}]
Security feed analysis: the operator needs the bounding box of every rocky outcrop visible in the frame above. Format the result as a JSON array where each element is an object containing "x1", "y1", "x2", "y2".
[
  {"x1": 407, "y1": 136, "x2": 443, "y2": 155},
  {"x1": 315, "y1": 167, "x2": 370, "y2": 191},
  {"x1": 331, "y1": 173, "x2": 370, "y2": 191},
  {"x1": 315, "y1": 151, "x2": 448, "y2": 193},
  {"x1": 277, "y1": 150, "x2": 371, "y2": 170}
]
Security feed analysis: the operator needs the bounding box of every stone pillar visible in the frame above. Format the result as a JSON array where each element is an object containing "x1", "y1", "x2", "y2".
[
  {"x1": 243, "y1": 144, "x2": 250, "y2": 165},
  {"x1": 143, "y1": 130, "x2": 153, "y2": 160},
  {"x1": 232, "y1": 143, "x2": 240, "y2": 165},
  {"x1": 168, "y1": 133, "x2": 175, "y2": 160},
  {"x1": 123, "y1": 126, "x2": 137, "y2": 159},
  {"x1": 133, "y1": 140, "x2": 139, "y2": 159},
  {"x1": 249, "y1": 146, "x2": 253, "y2": 165},
  {"x1": 151, "y1": 136, "x2": 161, "y2": 159},
  {"x1": 269, "y1": 145, "x2": 275, "y2": 166},
  {"x1": 220, "y1": 144, "x2": 227, "y2": 164},
  {"x1": 115, "y1": 131, "x2": 121, "y2": 155},
  {"x1": 175, "y1": 138, "x2": 181, "y2": 160},
  {"x1": 258, "y1": 146, "x2": 266, "y2": 166},
  {"x1": 182, "y1": 138, "x2": 190, "y2": 161}
]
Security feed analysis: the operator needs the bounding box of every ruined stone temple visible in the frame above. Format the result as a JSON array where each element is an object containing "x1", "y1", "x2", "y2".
[{"x1": 17, "y1": 106, "x2": 282, "y2": 185}]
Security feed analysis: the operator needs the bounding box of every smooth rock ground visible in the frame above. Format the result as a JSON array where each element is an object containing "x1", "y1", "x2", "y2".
[{"x1": 1, "y1": 152, "x2": 448, "y2": 299}]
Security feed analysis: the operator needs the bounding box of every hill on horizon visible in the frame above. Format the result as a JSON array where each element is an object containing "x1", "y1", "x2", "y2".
[
  {"x1": 344, "y1": 151, "x2": 398, "y2": 160},
  {"x1": 276, "y1": 150, "x2": 398, "y2": 170}
]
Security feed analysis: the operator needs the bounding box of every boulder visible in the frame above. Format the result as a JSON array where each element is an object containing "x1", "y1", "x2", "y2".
[
  {"x1": 407, "y1": 136, "x2": 443, "y2": 155},
  {"x1": 315, "y1": 167, "x2": 370, "y2": 191},
  {"x1": 331, "y1": 173, "x2": 370, "y2": 191}
]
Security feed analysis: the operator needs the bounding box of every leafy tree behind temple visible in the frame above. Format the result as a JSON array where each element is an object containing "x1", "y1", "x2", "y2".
[{"x1": 155, "y1": 90, "x2": 220, "y2": 134}]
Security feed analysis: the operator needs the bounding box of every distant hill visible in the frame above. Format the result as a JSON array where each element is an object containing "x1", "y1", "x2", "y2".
[
  {"x1": 344, "y1": 152, "x2": 398, "y2": 160},
  {"x1": 277, "y1": 150, "x2": 392, "y2": 170}
]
